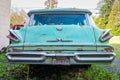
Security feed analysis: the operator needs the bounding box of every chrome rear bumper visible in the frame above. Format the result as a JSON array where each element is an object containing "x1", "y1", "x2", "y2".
[{"x1": 6, "y1": 51, "x2": 115, "y2": 64}]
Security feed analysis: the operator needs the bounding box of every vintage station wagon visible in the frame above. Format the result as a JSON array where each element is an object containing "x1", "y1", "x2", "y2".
[{"x1": 6, "y1": 8, "x2": 115, "y2": 65}]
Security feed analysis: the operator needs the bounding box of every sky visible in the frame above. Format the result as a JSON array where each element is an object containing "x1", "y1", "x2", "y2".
[{"x1": 11, "y1": 0, "x2": 100, "y2": 13}]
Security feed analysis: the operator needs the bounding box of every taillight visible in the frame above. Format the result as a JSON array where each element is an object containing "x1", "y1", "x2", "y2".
[
  {"x1": 99, "y1": 29, "x2": 113, "y2": 42},
  {"x1": 98, "y1": 47, "x2": 114, "y2": 52},
  {"x1": 104, "y1": 47, "x2": 114, "y2": 52},
  {"x1": 7, "y1": 30, "x2": 21, "y2": 42}
]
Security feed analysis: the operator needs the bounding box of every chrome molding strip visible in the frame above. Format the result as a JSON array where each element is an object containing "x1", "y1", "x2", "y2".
[{"x1": 6, "y1": 51, "x2": 115, "y2": 62}]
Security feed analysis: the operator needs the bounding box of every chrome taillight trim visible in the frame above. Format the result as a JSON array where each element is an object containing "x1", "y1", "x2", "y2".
[
  {"x1": 7, "y1": 29, "x2": 21, "y2": 42},
  {"x1": 99, "y1": 29, "x2": 113, "y2": 42}
]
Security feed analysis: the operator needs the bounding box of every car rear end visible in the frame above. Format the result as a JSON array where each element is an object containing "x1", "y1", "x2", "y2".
[{"x1": 6, "y1": 8, "x2": 115, "y2": 65}]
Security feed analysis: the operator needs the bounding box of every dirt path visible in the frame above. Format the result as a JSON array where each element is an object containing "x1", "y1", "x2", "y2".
[
  {"x1": 99, "y1": 59, "x2": 120, "y2": 80},
  {"x1": 105, "y1": 58, "x2": 120, "y2": 72},
  {"x1": 112, "y1": 58, "x2": 120, "y2": 72},
  {"x1": 113, "y1": 58, "x2": 120, "y2": 67}
]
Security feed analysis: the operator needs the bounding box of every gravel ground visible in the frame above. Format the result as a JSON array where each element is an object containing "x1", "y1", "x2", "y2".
[
  {"x1": 113, "y1": 58, "x2": 120, "y2": 67},
  {"x1": 104, "y1": 58, "x2": 120, "y2": 72},
  {"x1": 112, "y1": 58, "x2": 120, "y2": 71}
]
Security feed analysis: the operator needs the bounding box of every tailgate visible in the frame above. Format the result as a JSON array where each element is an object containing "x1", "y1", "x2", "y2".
[{"x1": 24, "y1": 25, "x2": 96, "y2": 51}]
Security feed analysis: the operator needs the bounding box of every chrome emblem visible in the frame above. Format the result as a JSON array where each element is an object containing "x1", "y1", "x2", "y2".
[{"x1": 56, "y1": 26, "x2": 63, "y2": 31}]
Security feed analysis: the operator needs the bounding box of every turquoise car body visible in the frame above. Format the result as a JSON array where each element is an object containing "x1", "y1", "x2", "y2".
[{"x1": 6, "y1": 8, "x2": 115, "y2": 65}]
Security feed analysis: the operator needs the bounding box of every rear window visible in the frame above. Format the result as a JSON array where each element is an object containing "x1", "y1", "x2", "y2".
[{"x1": 30, "y1": 14, "x2": 89, "y2": 25}]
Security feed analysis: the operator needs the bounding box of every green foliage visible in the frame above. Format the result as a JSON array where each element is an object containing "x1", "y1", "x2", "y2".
[
  {"x1": 60, "y1": 65, "x2": 120, "y2": 80},
  {"x1": 45, "y1": 0, "x2": 58, "y2": 8},
  {"x1": 9, "y1": 64, "x2": 28, "y2": 79},
  {"x1": 0, "y1": 52, "x2": 120, "y2": 79},
  {"x1": 84, "y1": 65, "x2": 119, "y2": 80},
  {"x1": 106, "y1": 0, "x2": 120, "y2": 35},
  {"x1": 0, "y1": 54, "x2": 9, "y2": 79},
  {"x1": 94, "y1": 0, "x2": 120, "y2": 36},
  {"x1": 0, "y1": 53, "x2": 29, "y2": 79},
  {"x1": 95, "y1": 0, "x2": 114, "y2": 29},
  {"x1": 95, "y1": 17, "x2": 106, "y2": 29},
  {"x1": 111, "y1": 44, "x2": 120, "y2": 58},
  {"x1": 10, "y1": 9, "x2": 28, "y2": 25},
  {"x1": 1, "y1": 43, "x2": 120, "y2": 79}
]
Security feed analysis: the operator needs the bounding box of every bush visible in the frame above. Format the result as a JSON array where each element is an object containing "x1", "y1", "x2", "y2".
[{"x1": 84, "y1": 65, "x2": 119, "y2": 80}]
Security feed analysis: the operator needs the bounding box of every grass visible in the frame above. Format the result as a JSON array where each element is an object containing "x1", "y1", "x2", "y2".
[
  {"x1": 0, "y1": 53, "x2": 28, "y2": 79},
  {"x1": 109, "y1": 36, "x2": 120, "y2": 58},
  {"x1": 0, "y1": 54, "x2": 9, "y2": 78},
  {"x1": 109, "y1": 36, "x2": 120, "y2": 44},
  {"x1": 83, "y1": 65, "x2": 120, "y2": 80},
  {"x1": 0, "y1": 53, "x2": 120, "y2": 80},
  {"x1": 0, "y1": 43, "x2": 120, "y2": 79},
  {"x1": 111, "y1": 44, "x2": 120, "y2": 59}
]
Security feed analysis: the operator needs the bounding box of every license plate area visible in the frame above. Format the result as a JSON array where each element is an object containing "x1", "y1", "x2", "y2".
[{"x1": 52, "y1": 57, "x2": 70, "y2": 65}]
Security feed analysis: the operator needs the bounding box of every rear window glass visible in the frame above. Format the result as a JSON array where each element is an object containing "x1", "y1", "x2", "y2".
[{"x1": 30, "y1": 14, "x2": 89, "y2": 25}]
